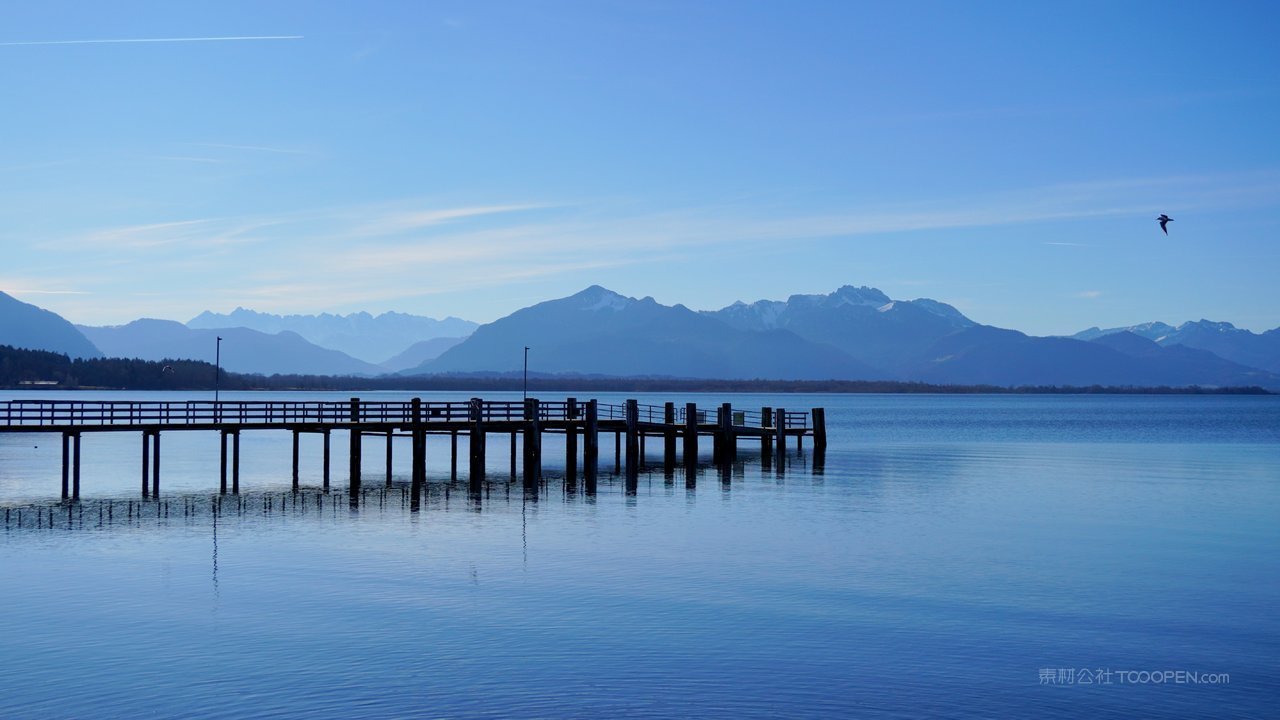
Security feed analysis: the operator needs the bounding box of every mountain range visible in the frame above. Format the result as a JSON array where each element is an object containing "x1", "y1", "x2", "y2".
[
  {"x1": 187, "y1": 308, "x2": 476, "y2": 364},
  {"x1": 420, "y1": 286, "x2": 875, "y2": 380},
  {"x1": 3, "y1": 285, "x2": 1278, "y2": 389},
  {"x1": 412, "y1": 286, "x2": 1280, "y2": 389},
  {"x1": 1072, "y1": 321, "x2": 1280, "y2": 374},
  {"x1": 78, "y1": 320, "x2": 385, "y2": 377}
]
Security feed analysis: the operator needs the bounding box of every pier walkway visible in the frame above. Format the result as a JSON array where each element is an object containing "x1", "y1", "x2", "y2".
[{"x1": 0, "y1": 398, "x2": 827, "y2": 501}]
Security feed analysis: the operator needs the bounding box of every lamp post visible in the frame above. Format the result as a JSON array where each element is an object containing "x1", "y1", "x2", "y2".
[{"x1": 523, "y1": 346, "x2": 529, "y2": 401}]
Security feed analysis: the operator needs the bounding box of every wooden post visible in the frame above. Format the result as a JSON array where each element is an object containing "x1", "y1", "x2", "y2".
[
  {"x1": 509, "y1": 431, "x2": 517, "y2": 479},
  {"x1": 775, "y1": 407, "x2": 787, "y2": 456},
  {"x1": 228, "y1": 430, "x2": 236, "y2": 495},
  {"x1": 219, "y1": 430, "x2": 228, "y2": 494},
  {"x1": 812, "y1": 408, "x2": 827, "y2": 451},
  {"x1": 152, "y1": 431, "x2": 161, "y2": 497},
  {"x1": 721, "y1": 402, "x2": 735, "y2": 464},
  {"x1": 349, "y1": 398, "x2": 362, "y2": 495},
  {"x1": 566, "y1": 398, "x2": 579, "y2": 483},
  {"x1": 469, "y1": 397, "x2": 485, "y2": 490},
  {"x1": 663, "y1": 402, "x2": 676, "y2": 469},
  {"x1": 72, "y1": 433, "x2": 80, "y2": 500},
  {"x1": 142, "y1": 431, "x2": 151, "y2": 498},
  {"x1": 614, "y1": 431, "x2": 621, "y2": 472},
  {"x1": 684, "y1": 402, "x2": 698, "y2": 464},
  {"x1": 712, "y1": 405, "x2": 723, "y2": 462},
  {"x1": 61, "y1": 432, "x2": 70, "y2": 501},
  {"x1": 292, "y1": 429, "x2": 300, "y2": 491},
  {"x1": 411, "y1": 398, "x2": 425, "y2": 489},
  {"x1": 584, "y1": 399, "x2": 598, "y2": 487},
  {"x1": 523, "y1": 398, "x2": 541, "y2": 484},
  {"x1": 385, "y1": 431, "x2": 393, "y2": 487},
  {"x1": 761, "y1": 406, "x2": 773, "y2": 459},
  {"x1": 625, "y1": 399, "x2": 639, "y2": 473},
  {"x1": 323, "y1": 429, "x2": 331, "y2": 492},
  {"x1": 450, "y1": 431, "x2": 458, "y2": 481}
]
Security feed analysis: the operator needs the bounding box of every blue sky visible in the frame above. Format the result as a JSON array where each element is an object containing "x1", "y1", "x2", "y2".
[{"x1": 2, "y1": 1, "x2": 1278, "y2": 335}]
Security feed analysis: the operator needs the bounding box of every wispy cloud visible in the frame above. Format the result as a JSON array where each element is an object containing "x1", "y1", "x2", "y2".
[
  {"x1": 0, "y1": 36, "x2": 302, "y2": 47},
  {"x1": 1045, "y1": 241, "x2": 1091, "y2": 247},
  {"x1": 1075, "y1": 290, "x2": 1104, "y2": 299},
  {"x1": 190, "y1": 143, "x2": 312, "y2": 156},
  {"x1": 154, "y1": 156, "x2": 223, "y2": 164}
]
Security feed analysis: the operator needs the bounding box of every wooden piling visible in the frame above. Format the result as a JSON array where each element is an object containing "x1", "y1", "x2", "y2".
[
  {"x1": 72, "y1": 433, "x2": 81, "y2": 500},
  {"x1": 349, "y1": 398, "x2": 362, "y2": 495},
  {"x1": 625, "y1": 399, "x2": 639, "y2": 472},
  {"x1": 323, "y1": 429, "x2": 331, "y2": 492},
  {"x1": 152, "y1": 431, "x2": 161, "y2": 497},
  {"x1": 61, "y1": 432, "x2": 70, "y2": 500},
  {"x1": 142, "y1": 431, "x2": 151, "y2": 498},
  {"x1": 509, "y1": 431, "x2": 517, "y2": 479},
  {"x1": 721, "y1": 402, "x2": 735, "y2": 464},
  {"x1": 761, "y1": 406, "x2": 773, "y2": 458},
  {"x1": 523, "y1": 398, "x2": 541, "y2": 483},
  {"x1": 228, "y1": 431, "x2": 236, "y2": 495},
  {"x1": 219, "y1": 430, "x2": 229, "y2": 494},
  {"x1": 812, "y1": 407, "x2": 827, "y2": 451},
  {"x1": 663, "y1": 402, "x2": 676, "y2": 469},
  {"x1": 584, "y1": 399, "x2": 599, "y2": 486},
  {"x1": 292, "y1": 430, "x2": 300, "y2": 491},
  {"x1": 684, "y1": 402, "x2": 698, "y2": 464},
  {"x1": 775, "y1": 407, "x2": 787, "y2": 456},
  {"x1": 385, "y1": 431, "x2": 393, "y2": 487},
  {"x1": 566, "y1": 398, "x2": 579, "y2": 482},
  {"x1": 450, "y1": 431, "x2": 458, "y2": 481},
  {"x1": 469, "y1": 397, "x2": 485, "y2": 489},
  {"x1": 411, "y1": 398, "x2": 425, "y2": 489}
]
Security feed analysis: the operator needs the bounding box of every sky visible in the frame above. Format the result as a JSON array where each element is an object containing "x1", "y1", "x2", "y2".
[{"x1": 2, "y1": 0, "x2": 1278, "y2": 335}]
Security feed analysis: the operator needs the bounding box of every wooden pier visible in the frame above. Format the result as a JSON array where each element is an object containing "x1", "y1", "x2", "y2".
[{"x1": 0, "y1": 398, "x2": 826, "y2": 502}]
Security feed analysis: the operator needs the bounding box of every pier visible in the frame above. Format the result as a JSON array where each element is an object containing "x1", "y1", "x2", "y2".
[{"x1": 0, "y1": 398, "x2": 826, "y2": 503}]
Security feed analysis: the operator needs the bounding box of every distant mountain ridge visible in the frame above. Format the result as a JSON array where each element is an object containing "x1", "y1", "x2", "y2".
[
  {"x1": 188, "y1": 307, "x2": 477, "y2": 364},
  {"x1": 1073, "y1": 320, "x2": 1280, "y2": 374},
  {"x1": 0, "y1": 291, "x2": 101, "y2": 359},
  {"x1": 416, "y1": 285, "x2": 1279, "y2": 389},
  {"x1": 418, "y1": 286, "x2": 878, "y2": 380},
  {"x1": 705, "y1": 285, "x2": 975, "y2": 371},
  {"x1": 5, "y1": 285, "x2": 1278, "y2": 389},
  {"x1": 79, "y1": 320, "x2": 383, "y2": 376}
]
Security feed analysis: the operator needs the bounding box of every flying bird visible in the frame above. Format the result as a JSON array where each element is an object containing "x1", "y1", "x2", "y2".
[{"x1": 1157, "y1": 214, "x2": 1173, "y2": 235}]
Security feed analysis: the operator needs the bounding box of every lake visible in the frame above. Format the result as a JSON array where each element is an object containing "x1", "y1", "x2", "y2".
[{"x1": 1, "y1": 391, "x2": 1277, "y2": 718}]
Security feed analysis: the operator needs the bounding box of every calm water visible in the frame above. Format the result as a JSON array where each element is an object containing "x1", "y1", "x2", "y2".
[{"x1": 0, "y1": 391, "x2": 1277, "y2": 718}]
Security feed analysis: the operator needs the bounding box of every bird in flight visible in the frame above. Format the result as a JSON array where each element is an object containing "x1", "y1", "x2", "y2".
[{"x1": 1157, "y1": 214, "x2": 1173, "y2": 235}]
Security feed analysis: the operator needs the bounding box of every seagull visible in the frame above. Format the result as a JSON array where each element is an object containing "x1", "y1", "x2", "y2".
[
  {"x1": 1157, "y1": 214, "x2": 1173, "y2": 235},
  {"x1": 162, "y1": 365, "x2": 174, "y2": 374}
]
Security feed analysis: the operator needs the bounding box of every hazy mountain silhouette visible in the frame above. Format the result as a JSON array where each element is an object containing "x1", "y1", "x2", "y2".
[
  {"x1": 79, "y1": 320, "x2": 383, "y2": 376},
  {"x1": 380, "y1": 336, "x2": 467, "y2": 373},
  {"x1": 902, "y1": 326, "x2": 1280, "y2": 388},
  {"x1": 1073, "y1": 320, "x2": 1280, "y2": 373},
  {"x1": 705, "y1": 285, "x2": 974, "y2": 371},
  {"x1": 416, "y1": 286, "x2": 878, "y2": 380},
  {"x1": 0, "y1": 291, "x2": 101, "y2": 359},
  {"x1": 187, "y1": 308, "x2": 477, "y2": 363}
]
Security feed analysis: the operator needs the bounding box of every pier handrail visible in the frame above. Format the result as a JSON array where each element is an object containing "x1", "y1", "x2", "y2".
[{"x1": 0, "y1": 399, "x2": 811, "y2": 432}]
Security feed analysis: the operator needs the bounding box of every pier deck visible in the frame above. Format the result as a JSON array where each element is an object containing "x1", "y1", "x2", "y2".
[{"x1": 0, "y1": 397, "x2": 827, "y2": 501}]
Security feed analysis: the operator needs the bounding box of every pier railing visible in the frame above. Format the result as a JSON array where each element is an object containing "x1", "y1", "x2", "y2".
[{"x1": 0, "y1": 399, "x2": 812, "y2": 431}]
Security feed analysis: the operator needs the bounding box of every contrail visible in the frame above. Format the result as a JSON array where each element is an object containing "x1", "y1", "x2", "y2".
[{"x1": 0, "y1": 36, "x2": 303, "y2": 47}]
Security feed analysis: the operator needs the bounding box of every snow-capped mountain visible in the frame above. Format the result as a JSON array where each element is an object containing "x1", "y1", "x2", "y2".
[{"x1": 704, "y1": 285, "x2": 975, "y2": 371}]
